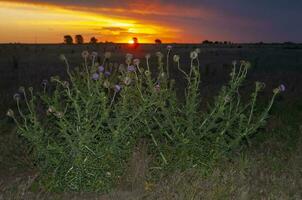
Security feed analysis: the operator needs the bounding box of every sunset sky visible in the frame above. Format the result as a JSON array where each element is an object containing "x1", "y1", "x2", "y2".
[{"x1": 0, "y1": 0, "x2": 301, "y2": 43}]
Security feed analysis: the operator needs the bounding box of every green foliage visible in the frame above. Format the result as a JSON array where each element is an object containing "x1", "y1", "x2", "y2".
[{"x1": 7, "y1": 49, "x2": 282, "y2": 192}]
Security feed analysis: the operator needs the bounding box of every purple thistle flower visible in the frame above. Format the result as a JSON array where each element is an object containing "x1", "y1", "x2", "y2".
[
  {"x1": 114, "y1": 84, "x2": 121, "y2": 93},
  {"x1": 104, "y1": 71, "x2": 111, "y2": 77},
  {"x1": 92, "y1": 73, "x2": 99, "y2": 81},
  {"x1": 127, "y1": 65, "x2": 136, "y2": 72},
  {"x1": 279, "y1": 84, "x2": 286, "y2": 92},
  {"x1": 98, "y1": 65, "x2": 105, "y2": 73},
  {"x1": 167, "y1": 45, "x2": 172, "y2": 50}
]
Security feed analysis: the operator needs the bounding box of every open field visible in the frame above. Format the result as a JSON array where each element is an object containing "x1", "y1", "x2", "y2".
[{"x1": 0, "y1": 43, "x2": 302, "y2": 199}]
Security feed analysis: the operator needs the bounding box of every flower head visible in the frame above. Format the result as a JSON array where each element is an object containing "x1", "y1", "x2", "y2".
[
  {"x1": 279, "y1": 84, "x2": 286, "y2": 92},
  {"x1": 156, "y1": 52, "x2": 163, "y2": 59},
  {"x1": 145, "y1": 54, "x2": 151, "y2": 59},
  {"x1": 46, "y1": 106, "x2": 55, "y2": 115},
  {"x1": 41, "y1": 79, "x2": 48, "y2": 88},
  {"x1": 124, "y1": 77, "x2": 132, "y2": 85},
  {"x1": 19, "y1": 86, "x2": 25, "y2": 93},
  {"x1": 13, "y1": 93, "x2": 21, "y2": 101},
  {"x1": 114, "y1": 84, "x2": 121, "y2": 93},
  {"x1": 92, "y1": 73, "x2": 99, "y2": 81},
  {"x1": 232, "y1": 60, "x2": 237, "y2": 67},
  {"x1": 127, "y1": 65, "x2": 136, "y2": 72},
  {"x1": 126, "y1": 53, "x2": 133, "y2": 60},
  {"x1": 167, "y1": 45, "x2": 172, "y2": 50},
  {"x1": 104, "y1": 71, "x2": 111, "y2": 77},
  {"x1": 98, "y1": 65, "x2": 105, "y2": 73},
  {"x1": 91, "y1": 51, "x2": 98, "y2": 58},
  {"x1": 103, "y1": 80, "x2": 110, "y2": 88},
  {"x1": 104, "y1": 52, "x2": 111, "y2": 59},
  {"x1": 118, "y1": 64, "x2": 126, "y2": 73},
  {"x1": 145, "y1": 70, "x2": 151, "y2": 77},
  {"x1": 59, "y1": 54, "x2": 66, "y2": 61},
  {"x1": 173, "y1": 55, "x2": 180, "y2": 62},
  {"x1": 255, "y1": 82, "x2": 266, "y2": 91},
  {"x1": 6, "y1": 109, "x2": 14, "y2": 118},
  {"x1": 190, "y1": 51, "x2": 198, "y2": 59},
  {"x1": 81, "y1": 50, "x2": 89, "y2": 59},
  {"x1": 133, "y1": 58, "x2": 140, "y2": 66}
]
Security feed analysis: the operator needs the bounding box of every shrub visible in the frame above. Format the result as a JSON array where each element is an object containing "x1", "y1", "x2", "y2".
[{"x1": 7, "y1": 49, "x2": 284, "y2": 192}]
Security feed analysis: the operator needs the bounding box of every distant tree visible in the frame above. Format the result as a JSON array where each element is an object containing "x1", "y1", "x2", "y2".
[
  {"x1": 90, "y1": 37, "x2": 98, "y2": 44},
  {"x1": 155, "y1": 39, "x2": 162, "y2": 45},
  {"x1": 132, "y1": 37, "x2": 139, "y2": 49},
  {"x1": 202, "y1": 40, "x2": 213, "y2": 44},
  {"x1": 75, "y1": 35, "x2": 84, "y2": 44},
  {"x1": 64, "y1": 35, "x2": 73, "y2": 44}
]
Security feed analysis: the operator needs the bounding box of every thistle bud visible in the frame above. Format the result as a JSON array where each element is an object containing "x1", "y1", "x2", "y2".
[
  {"x1": 124, "y1": 77, "x2": 132, "y2": 85},
  {"x1": 103, "y1": 80, "x2": 110, "y2": 88},
  {"x1": 13, "y1": 93, "x2": 21, "y2": 101},
  {"x1": 133, "y1": 58, "x2": 140, "y2": 66},
  {"x1": 81, "y1": 50, "x2": 89, "y2": 59},
  {"x1": 126, "y1": 53, "x2": 133, "y2": 60},
  {"x1": 41, "y1": 79, "x2": 48, "y2": 88},
  {"x1": 245, "y1": 61, "x2": 252, "y2": 69},
  {"x1": 255, "y1": 82, "x2": 266, "y2": 91},
  {"x1": 156, "y1": 52, "x2": 163, "y2": 60},
  {"x1": 232, "y1": 60, "x2": 237, "y2": 67},
  {"x1": 173, "y1": 55, "x2": 180, "y2": 62},
  {"x1": 59, "y1": 54, "x2": 66, "y2": 61},
  {"x1": 118, "y1": 64, "x2": 126, "y2": 73},
  {"x1": 6, "y1": 109, "x2": 14, "y2": 118},
  {"x1": 144, "y1": 70, "x2": 151, "y2": 77},
  {"x1": 104, "y1": 52, "x2": 111, "y2": 59},
  {"x1": 47, "y1": 106, "x2": 55, "y2": 115},
  {"x1": 91, "y1": 51, "x2": 98, "y2": 58},
  {"x1": 145, "y1": 54, "x2": 151, "y2": 59},
  {"x1": 19, "y1": 86, "x2": 25, "y2": 93},
  {"x1": 190, "y1": 51, "x2": 198, "y2": 59},
  {"x1": 28, "y1": 87, "x2": 33, "y2": 93}
]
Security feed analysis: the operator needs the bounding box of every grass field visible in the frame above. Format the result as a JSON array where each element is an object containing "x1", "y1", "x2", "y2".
[{"x1": 0, "y1": 43, "x2": 301, "y2": 199}]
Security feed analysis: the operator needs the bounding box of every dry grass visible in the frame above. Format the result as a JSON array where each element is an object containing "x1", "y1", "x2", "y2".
[{"x1": 1, "y1": 44, "x2": 302, "y2": 199}]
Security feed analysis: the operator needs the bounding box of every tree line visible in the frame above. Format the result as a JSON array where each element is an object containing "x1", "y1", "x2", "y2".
[
  {"x1": 64, "y1": 35, "x2": 164, "y2": 45},
  {"x1": 64, "y1": 35, "x2": 98, "y2": 44}
]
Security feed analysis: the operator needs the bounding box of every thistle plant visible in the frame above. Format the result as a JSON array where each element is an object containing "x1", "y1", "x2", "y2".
[{"x1": 7, "y1": 48, "x2": 284, "y2": 192}]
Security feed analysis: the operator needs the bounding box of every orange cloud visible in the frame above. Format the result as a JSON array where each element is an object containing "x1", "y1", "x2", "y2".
[{"x1": 0, "y1": 1, "x2": 181, "y2": 43}]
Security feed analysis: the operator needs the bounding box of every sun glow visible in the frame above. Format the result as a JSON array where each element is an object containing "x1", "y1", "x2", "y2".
[
  {"x1": 128, "y1": 39, "x2": 135, "y2": 44},
  {"x1": 0, "y1": 1, "x2": 180, "y2": 43}
]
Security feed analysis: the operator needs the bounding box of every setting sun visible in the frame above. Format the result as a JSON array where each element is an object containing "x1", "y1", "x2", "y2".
[{"x1": 128, "y1": 39, "x2": 134, "y2": 44}]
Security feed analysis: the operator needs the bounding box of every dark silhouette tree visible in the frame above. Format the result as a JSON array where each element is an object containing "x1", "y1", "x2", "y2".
[
  {"x1": 64, "y1": 35, "x2": 73, "y2": 44},
  {"x1": 75, "y1": 35, "x2": 84, "y2": 44},
  {"x1": 155, "y1": 39, "x2": 162, "y2": 45},
  {"x1": 132, "y1": 37, "x2": 139, "y2": 49},
  {"x1": 90, "y1": 37, "x2": 98, "y2": 44},
  {"x1": 202, "y1": 40, "x2": 213, "y2": 44}
]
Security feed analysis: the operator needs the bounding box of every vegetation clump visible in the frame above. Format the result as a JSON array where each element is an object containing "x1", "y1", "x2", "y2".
[{"x1": 7, "y1": 47, "x2": 284, "y2": 192}]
